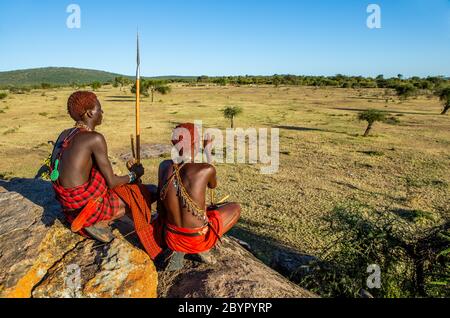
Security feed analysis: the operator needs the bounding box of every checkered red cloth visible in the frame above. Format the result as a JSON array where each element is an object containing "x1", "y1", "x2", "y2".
[
  {"x1": 52, "y1": 166, "x2": 120, "y2": 229},
  {"x1": 113, "y1": 184, "x2": 164, "y2": 259}
]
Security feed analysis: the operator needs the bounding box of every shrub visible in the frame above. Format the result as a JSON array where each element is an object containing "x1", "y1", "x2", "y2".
[{"x1": 357, "y1": 109, "x2": 386, "y2": 137}]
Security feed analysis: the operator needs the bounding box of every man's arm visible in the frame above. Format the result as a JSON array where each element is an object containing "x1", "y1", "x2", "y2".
[
  {"x1": 207, "y1": 165, "x2": 217, "y2": 189},
  {"x1": 203, "y1": 134, "x2": 217, "y2": 189},
  {"x1": 90, "y1": 133, "x2": 143, "y2": 189},
  {"x1": 156, "y1": 161, "x2": 170, "y2": 218}
]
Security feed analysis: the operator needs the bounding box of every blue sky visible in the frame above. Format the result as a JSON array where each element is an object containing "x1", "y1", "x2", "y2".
[{"x1": 0, "y1": 0, "x2": 449, "y2": 77}]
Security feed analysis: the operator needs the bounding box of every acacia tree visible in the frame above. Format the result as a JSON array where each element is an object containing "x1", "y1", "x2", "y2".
[
  {"x1": 358, "y1": 109, "x2": 386, "y2": 137},
  {"x1": 91, "y1": 81, "x2": 102, "y2": 91},
  {"x1": 436, "y1": 87, "x2": 450, "y2": 115},
  {"x1": 395, "y1": 84, "x2": 417, "y2": 100},
  {"x1": 114, "y1": 76, "x2": 131, "y2": 91},
  {"x1": 222, "y1": 106, "x2": 243, "y2": 128},
  {"x1": 131, "y1": 80, "x2": 171, "y2": 102}
]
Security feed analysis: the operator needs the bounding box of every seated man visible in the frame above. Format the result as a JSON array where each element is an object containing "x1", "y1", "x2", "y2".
[
  {"x1": 157, "y1": 123, "x2": 241, "y2": 270},
  {"x1": 50, "y1": 91, "x2": 146, "y2": 243}
]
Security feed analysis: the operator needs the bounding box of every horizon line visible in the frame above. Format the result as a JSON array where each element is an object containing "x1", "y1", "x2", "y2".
[{"x1": 0, "y1": 66, "x2": 449, "y2": 79}]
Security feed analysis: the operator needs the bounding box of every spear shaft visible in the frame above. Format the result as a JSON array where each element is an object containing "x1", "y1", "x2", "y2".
[{"x1": 135, "y1": 32, "x2": 141, "y2": 164}]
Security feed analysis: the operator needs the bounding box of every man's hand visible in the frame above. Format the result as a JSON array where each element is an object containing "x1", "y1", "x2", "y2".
[
  {"x1": 203, "y1": 133, "x2": 214, "y2": 164},
  {"x1": 129, "y1": 163, "x2": 145, "y2": 179},
  {"x1": 203, "y1": 133, "x2": 214, "y2": 150}
]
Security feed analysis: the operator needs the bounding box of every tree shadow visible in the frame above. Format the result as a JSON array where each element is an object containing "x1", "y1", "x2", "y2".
[
  {"x1": 274, "y1": 125, "x2": 354, "y2": 137},
  {"x1": 106, "y1": 96, "x2": 134, "y2": 99},
  {"x1": 0, "y1": 177, "x2": 62, "y2": 227},
  {"x1": 104, "y1": 99, "x2": 135, "y2": 103},
  {"x1": 390, "y1": 208, "x2": 433, "y2": 223},
  {"x1": 275, "y1": 125, "x2": 324, "y2": 132},
  {"x1": 331, "y1": 107, "x2": 434, "y2": 116}
]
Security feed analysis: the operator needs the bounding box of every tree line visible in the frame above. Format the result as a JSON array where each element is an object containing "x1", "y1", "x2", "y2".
[{"x1": 2, "y1": 74, "x2": 449, "y2": 114}]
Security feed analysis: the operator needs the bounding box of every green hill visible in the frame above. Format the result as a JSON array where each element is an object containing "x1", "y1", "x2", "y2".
[
  {"x1": 0, "y1": 67, "x2": 197, "y2": 87},
  {"x1": 0, "y1": 67, "x2": 125, "y2": 87}
]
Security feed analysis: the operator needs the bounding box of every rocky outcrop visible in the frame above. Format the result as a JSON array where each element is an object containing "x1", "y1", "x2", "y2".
[
  {"x1": 0, "y1": 179, "x2": 157, "y2": 298},
  {"x1": 0, "y1": 178, "x2": 315, "y2": 298},
  {"x1": 158, "y1": 237, "x2": 316, "y2": 298}
]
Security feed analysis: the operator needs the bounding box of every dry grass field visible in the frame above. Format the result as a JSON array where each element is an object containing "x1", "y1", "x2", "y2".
[{"x1": 0, "y1": 85, "x2": 449, "y2": 261}]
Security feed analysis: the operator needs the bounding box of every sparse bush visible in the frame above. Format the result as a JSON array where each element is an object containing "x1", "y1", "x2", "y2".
[
  {"x1": 0, "y1": 93, "x2": 7, "y2": 100},
  {"x1": 435, "y1": 86, "x2": 450, "y2": 115},
  {"x1": 300, "y1": 202, "x2": 450, "y2": 298},
  {"x1": 131, "y1": 80, "x2": 172, "y2": 102},
  {"x1": 41, "y1": 83, "x2": 52, "y2": 89},
  {"x1": 91, "y1": 81, "x2": 102, "y2": 91},
  {"x1": 395, "y1": 84, "x2": 417, "y2": 100},
  {"x1": 357, "y1": 109, "x2": 386, "y2": 137},
  {"x1": 222, "y1": 106, "x2": 243, "y2": 128},
  {"x1": 9, "y1": 87, "x2": 30, "y2": 94}
]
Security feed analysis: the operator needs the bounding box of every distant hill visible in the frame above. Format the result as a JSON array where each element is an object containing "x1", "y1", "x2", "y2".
[
  {"x1": 0, "y1": 67, "x2": 125, "y2": 87},
  {"x1": 0, "y1": 67, "x2": 196, "y2": 87}
]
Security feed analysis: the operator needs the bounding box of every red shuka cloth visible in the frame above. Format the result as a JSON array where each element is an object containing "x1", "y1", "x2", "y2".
[
  {"x1": 52, "y1": 166, "x2": 120, "y2": 230},
  {"x1": 164, "y1": 210, "x2": 223, "y2": 254},
  {"x1": 112, "y1": 183, "x2": 164, "y2": 260}
]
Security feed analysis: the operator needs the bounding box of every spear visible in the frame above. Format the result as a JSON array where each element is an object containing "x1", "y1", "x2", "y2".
[{"x1": 135, "y1": 31, "x2": 141, "y2": 164}]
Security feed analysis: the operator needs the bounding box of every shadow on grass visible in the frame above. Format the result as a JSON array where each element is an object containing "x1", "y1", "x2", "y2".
[
  {"x1": 106, "y1": 95, "x2": 134, "y2": 99},
  {"x1": 331, "y1": 107, "x2": 434, "y2": 116},
  {"x1": 390, "y1": 208, "x2": 433, "y2": 223},
  {"x1": 275, "y1": 125, "x2": 324, "y2": 132},
  {"x1": 275, "y1": 125, "x2": 356, "y2": 137}
]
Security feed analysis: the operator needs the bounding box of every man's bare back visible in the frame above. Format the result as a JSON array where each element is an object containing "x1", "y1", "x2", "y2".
[{"x1": 158, "y1": 160, "x2": 217, "y2": 228}]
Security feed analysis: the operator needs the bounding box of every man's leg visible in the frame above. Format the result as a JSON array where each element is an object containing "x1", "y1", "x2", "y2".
[
  {"x1": 192, "y1": 203, "x2": 241, "y2": 264},
  {"x1": 213, "y1": 202, "x2": 241, "y2": 236},
  {"x1": 95, "y1": 198, "x2": 130, "y2": 227},
  {"x1": 85, "y1": 198, "x2": 131, "y2": 243}
]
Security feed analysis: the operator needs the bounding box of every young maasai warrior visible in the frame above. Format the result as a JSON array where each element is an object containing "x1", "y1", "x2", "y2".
[
  {"x1": 156, "y1": 123, "x2": 241, "y2": 270},
  {"x1": 50, "y1": 91, "x2": 149, "y2": 243}
]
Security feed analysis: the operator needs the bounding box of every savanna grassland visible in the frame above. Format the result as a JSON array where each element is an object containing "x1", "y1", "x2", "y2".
[{"x1": 0, "y1": 84, "x2": 449, "y2": 266}]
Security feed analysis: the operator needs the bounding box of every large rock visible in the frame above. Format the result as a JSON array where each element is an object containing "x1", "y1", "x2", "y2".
[
  {"x1": 158, "y1": 237, "x2": 316, "y2": 298},
  {"x1": 0, "y1": 178, "x2": 315, "y2": 298},
  {"x1": 0, "y1": 179, "x2": 157, "y2": 298}
]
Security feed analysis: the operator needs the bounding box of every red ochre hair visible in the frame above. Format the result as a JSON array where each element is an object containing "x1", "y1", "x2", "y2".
[
  {"x1": 171, "y1": 123, "x2": 199, "y2": 148},
  {"x1": 67, "y1": 91, "x2": 99, "y2": 121}
]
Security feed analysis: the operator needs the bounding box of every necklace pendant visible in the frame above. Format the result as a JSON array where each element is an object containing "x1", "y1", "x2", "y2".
[{"x1": 50, "y1": 159, "x2": 60, "y2": 181}]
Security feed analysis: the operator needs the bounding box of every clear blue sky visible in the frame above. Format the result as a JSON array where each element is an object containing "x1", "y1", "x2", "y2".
[{"x1": 1, "y1": 0, "x2": 449, "y2": 77}]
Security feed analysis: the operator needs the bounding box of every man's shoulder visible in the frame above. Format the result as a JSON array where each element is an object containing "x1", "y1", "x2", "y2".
[
  {"x1": 189, "y1": 162, "x2": 215, "y2": 175},
  {"x1": 159, "y1": 160, "x2": 214, "y2": 172},
  {"x1": 77, "y1": 131, "x2": 105, "y2": 143}
]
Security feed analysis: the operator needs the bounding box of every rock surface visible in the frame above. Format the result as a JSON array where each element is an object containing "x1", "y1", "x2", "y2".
[
  {"x1": 119, "y1": 143, "x2": 172, "y2": 162},
  {"x1": 0, "y1": 179, "x2": 157, "y2": 298},
  {"x1": 0, "y1": 178, "x2": 315, "y2": 298},
  {"x1": 158, "y1": 237, "x2": 317, "y2": 298}
]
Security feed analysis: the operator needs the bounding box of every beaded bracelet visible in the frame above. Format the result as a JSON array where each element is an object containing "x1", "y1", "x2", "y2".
[{"x1": 128, "y1": 171, "x2": 137, "y2": 183}]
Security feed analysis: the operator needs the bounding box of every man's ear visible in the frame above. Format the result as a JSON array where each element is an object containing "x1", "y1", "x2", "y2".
[{"x1": 85, "y1": 109, "x2": 94, "y2": 118}]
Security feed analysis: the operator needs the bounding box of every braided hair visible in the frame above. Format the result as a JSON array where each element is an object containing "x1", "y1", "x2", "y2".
[{"x1": 67, "y1": 91, "x2": 99, "y2": 121}]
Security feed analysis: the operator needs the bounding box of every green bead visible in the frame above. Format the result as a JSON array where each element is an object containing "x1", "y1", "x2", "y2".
[{"x1": 50, "y1": 159, "x2": 60, "y2": 181}]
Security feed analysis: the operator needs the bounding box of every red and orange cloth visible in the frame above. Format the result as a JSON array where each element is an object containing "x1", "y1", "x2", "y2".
[
  {"x1": 52, "y1": 166, "x2": 223, "y2": 259},
  {"x1": 52, "y1": 166, "x2": 120, "y2": 231},
  {"x1": 165, "y1": 210, "x2": 223, "y2": 254}
]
